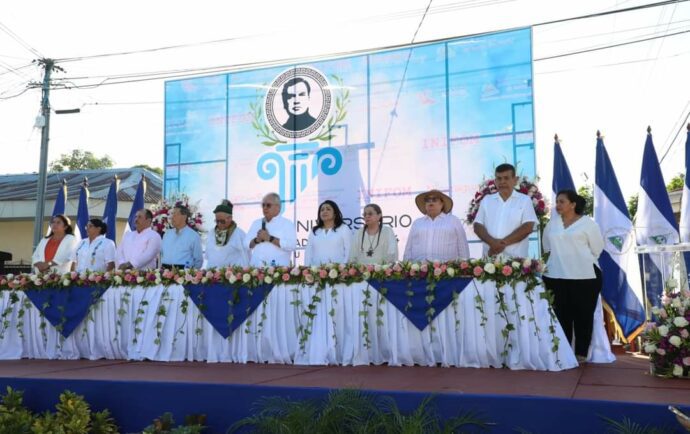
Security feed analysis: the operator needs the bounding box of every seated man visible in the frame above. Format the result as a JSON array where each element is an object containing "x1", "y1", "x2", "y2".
[
  {"x1": 160, "y1": 205, "x2": 203, "y2": 269},
  {"x1": 245, "y1": 193, "x2": 297, "y2": 266},
  {"x1": 403, "y1": 189, "x2": 469, "y2": 262},
  {"x1": 206, "y1": 199, "x2": 249, "y2": 268},
  {"x1": 473, "y1": 163, "x2": 537, "y2": 258},
  {"x1": 116, "y1": 209, "x2": 161, "y2": 270}
]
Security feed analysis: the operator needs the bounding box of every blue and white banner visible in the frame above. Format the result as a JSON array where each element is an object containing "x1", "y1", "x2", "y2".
[
  {"x1": 102, "y1": 177, "x2": 119, "y2": 242},
  {"x1": 594, "y1": 135, "x2": 645, "y2": 340},
  {"x1": 127, "y1": 176, "x2": 146, "y2": 232},
  {"x1": 51, "y1": 179, "x2": 67, "y2": 217},
  {"x1": 551, "y1": 137, "x2": 576, "y2": 206},
  {"x1": 680, "y1": 125, "x2": 690, "y2": 242},
  {"x1": 164, "y1": 28, "x2": 537, "y2": 261},
  {"x1": 75, "y1": 180, "x2": 90, "y2": 241},
  {"x1": 636, "y1": 131, "x2": 679, "y2": 307}
]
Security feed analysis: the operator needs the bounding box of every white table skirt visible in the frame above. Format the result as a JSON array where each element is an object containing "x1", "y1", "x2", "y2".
[{"x1": 0, "y1": 281, "x2": 579, "y2": 370}]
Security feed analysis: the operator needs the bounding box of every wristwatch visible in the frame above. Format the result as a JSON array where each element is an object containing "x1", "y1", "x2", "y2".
[
  {"x1": 254, "y1": 237, "x2": 262, "y2": 244},
  {"x1": 269, "y1": 236, "x2": 275, "y2": 243}
]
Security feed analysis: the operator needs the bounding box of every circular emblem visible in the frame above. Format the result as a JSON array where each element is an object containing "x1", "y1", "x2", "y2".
[
  {"x1": 265, "y1": 67, "x2": 331, "y2": 140},
  {"x1": 604, "y1": 227, "x2": 635, "y2": 255}
]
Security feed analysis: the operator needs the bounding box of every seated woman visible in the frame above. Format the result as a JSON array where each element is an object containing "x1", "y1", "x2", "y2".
[
  {"x1": 32, "y1": 214, "x2": 78, "y2": 274},
  {"x1": 71, "y1": 218, "x2": 117, "y2": 273},
  {"x1": 348, "y1": 203, "x2": 398, "y2": 265},
  {"x1": 304, "y1": 200, "x2": 351, "y2": 266},
  {"x1": 542, "y1": 189, "x2": 604, "y2": 363}
]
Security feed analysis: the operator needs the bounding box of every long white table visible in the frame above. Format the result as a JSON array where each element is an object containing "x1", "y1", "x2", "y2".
[{"x1": 0, "y1": 280, "x2": 578, "y2": 370}]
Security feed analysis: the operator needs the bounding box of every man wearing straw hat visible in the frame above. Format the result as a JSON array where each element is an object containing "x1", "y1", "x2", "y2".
[{"x1": 403, "y1": 189, "x2": 469, "y2": 262}]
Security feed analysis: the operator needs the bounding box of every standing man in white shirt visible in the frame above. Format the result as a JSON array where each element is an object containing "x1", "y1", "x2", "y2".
[
  {"x1": 246, "y1": 193, "x2": 297, "y2": 267},
  {"x1": 206, "y1": 199, "x2": 249, "y2": 268},
  {"x1": 116, "y1": 209, "x2": 162, "y2": 270},
  {"x1": 403, "y1": 189, "x2": 469, "y2": 262},
  {"x1": 473, "y1": 163, "x2": 538, "y2": 258}
]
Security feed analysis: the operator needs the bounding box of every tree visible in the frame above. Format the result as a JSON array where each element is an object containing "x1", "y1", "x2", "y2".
[
  {"x1": 666, "y1": 173, "x2": 684, "y2": 192},
  {"x1": 577, "y1": 185, "x2": 594, "y2": 217},
  {"x1": 49, "y1": 149, "x2": 114, "y2": 172},
  {"x1": 132, "y1": 164, "x2": 163, "y2": 176},
  {"x1": 628, "y1": 194, "x2": 638, "y2": 219}
]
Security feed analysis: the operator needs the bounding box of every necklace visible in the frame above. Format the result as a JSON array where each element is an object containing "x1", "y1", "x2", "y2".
[{"x1": 361, "y1": 228, "x2": 380, "y2": 257}]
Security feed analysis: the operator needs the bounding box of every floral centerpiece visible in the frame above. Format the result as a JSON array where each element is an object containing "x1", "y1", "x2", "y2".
[
  {"x1": 466, "y1": 176, "x2": 548, "y2": 224},
  {"x1": 643, "y1": 280, "x2": 690, "y2": 378},
  {"x1": 150, "y1": 193, "x2": 204, "y2": 236}
]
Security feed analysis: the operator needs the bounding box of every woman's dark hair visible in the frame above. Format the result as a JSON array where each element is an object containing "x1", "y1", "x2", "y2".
[
  {"x1": 46, "y1": 214, "x2": 74, "y2": 238},
  {"x1": 88, "y1": 218, "x2": 108, "y2": 235},
  {"x1": 360, "y1": 203, "x2": 384, "y2": 252},
  {"x1": 313, "y1": 200, "x2": 344, "y2": 234},
  {"x1": 557, "y1": 189, "x2": 586, "y2": 215}
]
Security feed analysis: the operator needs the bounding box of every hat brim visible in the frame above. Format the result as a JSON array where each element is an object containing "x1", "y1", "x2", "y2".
[{"x1": 415, "y1": 190, "x2": 453, "y2": 215}]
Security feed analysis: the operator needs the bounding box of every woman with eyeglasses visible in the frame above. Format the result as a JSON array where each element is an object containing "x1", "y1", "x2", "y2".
[
  {"x1": 304, "y1": 200, "x2": 351, "y2": 266},
  {"x1": 71, "y1": 218, "x2": 117, "y2": 273},
  {"x1": 31, "y1": 214, "x2": 79, "y2": 274},
  {"x1": 348, "y1": 204, "x2": 398, "y2": 264}
]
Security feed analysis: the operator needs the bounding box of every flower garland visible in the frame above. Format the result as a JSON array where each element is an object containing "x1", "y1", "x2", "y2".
[
  {"x1": 643, "y1": 280, "x2": 690, "y2": 378},
  {"x1": 466, "y1": 176, "x2": 548, "y2": 224},
  {"x1": 150, "y1": 193, "x2": 204, "y2": 236},
  {"x1": 0, "y1": 258, "x2": 544, "y2": 292}
]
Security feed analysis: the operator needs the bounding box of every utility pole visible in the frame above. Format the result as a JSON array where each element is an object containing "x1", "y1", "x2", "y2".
[{"x1": 32, "y1": 59, "x2": 55, "y2": 249}]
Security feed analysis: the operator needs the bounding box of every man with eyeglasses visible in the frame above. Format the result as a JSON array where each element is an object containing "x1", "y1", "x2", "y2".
[
  {"x1": 403, "y1": 189, "x2": 469, "y2": 262},
  {"x1": 473, "y1": 163, "x2": 537, "y2": 258},
  {"x1": 160, "y1": 205, "x2": 203, "y2": 269},
  {"x1": 205, "y1": 199, "x2": 249, "y2": 268},
  {"x1": 245, "y1": 192, "x2": 297, "y2": 267}
]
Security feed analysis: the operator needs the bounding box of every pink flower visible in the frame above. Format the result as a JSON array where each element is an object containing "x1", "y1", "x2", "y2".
[
  {"x1": 367, "y1": 265, "x2": 375, "y2": 273},
  {"x1": 304, "y1": 273, "x2": 314, "y2": 284},
  {"x1": 88, "y1": 274, "x2": 97, "y2": 281},
  {"x1": 460, "y1": 261, "x2": 469, "y2": 270},
  {"x1": 348, "y1": 267, "x2": 357, "y2": 276},
  {"x1": 70, "y1": 271, "x2": 78, "y2": 280},
  {"x1": 392, "y1": 263, "x2": 402, "y2": 273},
  {"x1": 94, "y1": 275, "x2": 103, "y2": 283},
  {"x1": 282, "y1": 273, "x2": 290, "y2": 282},
  {"x1": 319, "y1": 269, "x2": 328, "y2": 279},
  {"x1": 433, "y1": 267, "x2": 443, "y2": 277},
  {"x1": 124, "y1": 274, "x2": 134, "y2": 282},
  {"x1": 681, "y1": 329, "x2": 689, "y2": 339},
  {"x1": 501, "y1": 265, "x2": 512, "y2": 276},
  {"x1": 205, "y1": 271, "x2": 214, "y2": 279},
  {"x1": 163, "y1": 269, "x2": 174, "y2": 279},
  {"x1": 420, "y1": 264, "x2": 428, "y2": 273},
  {"x1": 683, "y1": 357, "x2": 690, "y2": 366},
  {"x1": 473, "y1": 266, "x2": 483, "y2": 277},
  {"x1": 194, "y1": 271, "x2": 203, "y2": 280},
  {"x1": 385, "y1": 268, "x2": 393, "y2": 277}
]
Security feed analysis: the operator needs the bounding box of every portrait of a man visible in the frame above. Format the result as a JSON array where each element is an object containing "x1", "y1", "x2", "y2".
[{"x1": 281, "y1": 77, "x2": 317, "y2": 132}]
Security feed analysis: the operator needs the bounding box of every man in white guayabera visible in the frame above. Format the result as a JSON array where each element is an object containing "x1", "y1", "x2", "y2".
[{"x1": 246, "y1": 193, "x2": 297, "y2": 266}]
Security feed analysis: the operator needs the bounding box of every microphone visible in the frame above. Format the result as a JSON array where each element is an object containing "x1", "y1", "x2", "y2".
[{"x1": 261, "y1": 219, "x2": 266, "y2": 231}]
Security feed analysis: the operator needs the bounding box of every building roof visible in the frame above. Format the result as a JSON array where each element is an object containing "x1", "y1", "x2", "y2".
[{"x1": 0, "y1": 168, "x2": 162, "y2": 203}]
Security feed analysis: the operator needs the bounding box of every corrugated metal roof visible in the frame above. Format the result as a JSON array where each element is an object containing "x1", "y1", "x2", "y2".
[{"x1": 0, "y1": 168, "x2": 162, "y2": 203}]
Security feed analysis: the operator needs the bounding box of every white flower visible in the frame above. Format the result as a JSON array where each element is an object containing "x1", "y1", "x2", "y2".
[
  {"x1": 511, "y1": 261, "x2": 521, "y2": 269},
  {"x1": 176, "y1": 277, "x2": 184, "y2": 285},
  {"x1": 658, "y1": 325, "x2": 669, "y2": 336},
  {"x1": 136, "y1": 276, "x2": 144, "y2": 284},
  {"x1": 673, "y1": 317, "x2": 689, "y2": 327},
  {"x1": 62, "y1": 279, "x2": 71, "y2": 286},
  {"x1": 362, "y1": 271, "x2": 371, "y2": 279},
  {"x1": 228, "y1": 273, "x2": 237, "y2": 284},
  {"x1": 644, "y1": 343, "x2": 657, "y2": 353},
  {"x1": 651, "y1": 306, "x2": 660, "y2": 316},
  {"x1": 410, "y1": 263, "x2": 420, "y2": 272},
  {"x1": 522, "y1": 259, "x2": 531, "y2": 268},
  {"x1": 328, "y1": 269, "x2": 338, "y2": 279},
  {"x1": 242, "y1": 273, "x2": 251, "y2": 283},
  {"x1": 667, "y1": 279, "x2": 677, "y2": 289},
  {"x1": 484, "y1": 263, "x2": 496, "y2": 274},
  {"x1": 374, "y1": 264, "x2": 382, "y2": 272},
  {"x1": 447, "y1": 267, "x2": 455, "y2": 277},
  {"x1": 673, "y1": 298, "x2": 683, "y2": 309},
  {"x1": 669, "y1": 335, "x2": 682, "y2": 347},
  {"x1": 673, "y1": 364, "x2": 684, "y2": 377},
  {"x1": 114, "y1": 276, "x2": 123, "y2": 285},
  {"x1": 264, "y1": 276, "x2": 273, "y2": 284},
  {"x1": 201, "y1": 277, "x2": 208, "y2": 284},
  {"x1": 155, "y1": 278, "x2": 162, "y2": 285},
  {"x1": 311, "y1": 266, "x2": 318, "y2": 273}
]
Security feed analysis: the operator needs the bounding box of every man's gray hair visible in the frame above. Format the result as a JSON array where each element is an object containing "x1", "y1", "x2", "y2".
[
  {"x1": 264, "y1": 192, "x2": 281, "y2": 205},
  {"x1": 174, "y1": 204, "x2": 192, "y2": 218}
]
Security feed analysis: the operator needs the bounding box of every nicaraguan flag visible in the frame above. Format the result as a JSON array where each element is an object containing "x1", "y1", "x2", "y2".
[
  {"x1": 126, "y1": 175, "x2": 146, "y2": 232},
  {"x1": 636, "y1": 129, "x2": 679, "y2": 307},
  {"x1": 594, "y1": 134, "x2": 645, "y2": 340},
  {"x1": 552, "y1": 135, "x2": 576, "y2": 202},
  {"x1": 76, "y1": 179, "x2": 90, "y2": 240},
  {"x1": 102, "y1": 177, "x2": 119, "y2": 242},
  {"x1": 51, "y1": 179, "x2": 67, "y2": 217},
  {"x1": 679, "y1": 125, "x2": 690, "y2": 269}
]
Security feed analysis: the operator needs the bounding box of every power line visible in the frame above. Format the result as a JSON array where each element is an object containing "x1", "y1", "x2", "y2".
[{"x1": 0, "y1": 20, "x2": 43, "y2": 58}]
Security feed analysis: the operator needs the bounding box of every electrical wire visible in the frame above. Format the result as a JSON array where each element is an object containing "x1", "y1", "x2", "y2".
[{"x1": 0, "y1": 21, "x2": 43, "y2": 58}]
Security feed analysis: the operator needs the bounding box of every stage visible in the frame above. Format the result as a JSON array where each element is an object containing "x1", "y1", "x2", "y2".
[{"x1": 1, "y1": 352, "x2": 689, "y2": 433}]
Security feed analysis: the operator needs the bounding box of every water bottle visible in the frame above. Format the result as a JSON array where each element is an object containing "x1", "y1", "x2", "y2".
[
  {"x1": 184, "y1": 260, "x2": 190, "y2": 270},
  {"x1": 270, "y1": 259, "x2": 276, "y2": 267}
]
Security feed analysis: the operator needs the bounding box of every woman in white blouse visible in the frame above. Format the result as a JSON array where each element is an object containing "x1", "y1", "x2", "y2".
[
  {"x1": 542, "y1": 189, "x2": 604, "y2": 362},
  {"x1": 349, "y1": 203, "x2": 398, "y2": 265},
  {"x1": 304, "y1": 200, "x2": 351, "y2": 265},
  {"x1": 71, "y1": 218, "x2": 117, "y2": 273},
  {"x1": 32, "y1": 214, "x2": 78, "y2": 275}
]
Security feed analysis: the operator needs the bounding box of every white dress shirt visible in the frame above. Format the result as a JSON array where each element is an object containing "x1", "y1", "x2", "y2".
[
  {"x1": 32, "y1": 234, "x2": 78, "y2": 274},
  {"x1": 543, "y1": 215, "x2": 604, "y2": 279},
  {"x1": 206, "y1": 227, "x2": 249, "y2": 268},
  {"x1": 116, "y1": 227, "x2": 161, "y2": 269},
  {"x1": 474, "y1": 191, "x2": 538, "y2": 258},
  {"x1": 403, "y1": 213, "x2": 469, "y2": 262},
  {"x1": 349, "y1": 226, "x2": 398, "y2": 265},
  {"x1": 245, "y1": 215, "x2": 297, "y2": 266},
  {"x1": 304, "y1": 225, "x2": 352, "y2": 266},
  {"x1": 71, "y1": 235, "x2": 117, "y2": 273}
]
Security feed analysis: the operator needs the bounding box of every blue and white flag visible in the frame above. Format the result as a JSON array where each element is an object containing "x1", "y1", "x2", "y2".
[
  {"x1": 552, "y1": 136, "x2": 576, "y2": 200},
  {"x1": 51, "y1": 179, "x2": 67, "y2": 217},
  {"x1": 594, "y1": 134, "x2": 646, "y2": 340},
  {"x1": 76, "y1": 179, "x2": 90, "y2": 241},
  {"x1": 636, "y1": 130, "x2": 679, "y2": 307},
  {"x1": 102, "y1": 177, "x2": 119, "y2": 242},
  {"x1": 126, "y1": 176, "x2": 146, "y2": 232},
  {"x1": 679, "y1": 124, "x2": 690, "y2": 269}
]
